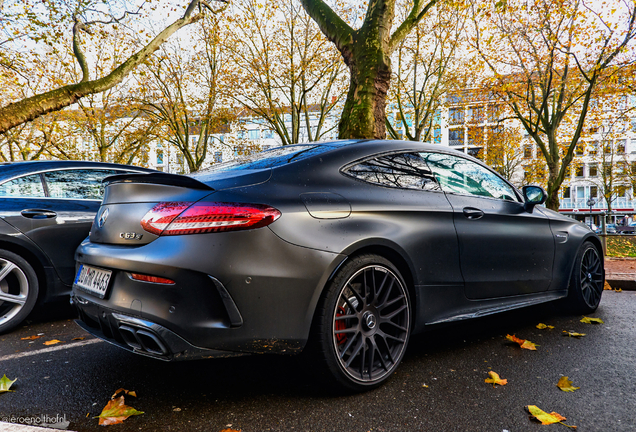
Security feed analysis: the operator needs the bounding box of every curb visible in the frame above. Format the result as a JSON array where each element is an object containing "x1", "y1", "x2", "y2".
[{"x1": 606, "y1": 279, "x2": 636, "y2": 291}]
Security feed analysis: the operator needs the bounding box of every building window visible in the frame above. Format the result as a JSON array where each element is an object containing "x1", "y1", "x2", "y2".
[
  {"x1": 263, "y1": 129, "x2": 274, "y2": 139},
  {"x1": 575, "y1": 164, "x2": 584, "y2": 177},
  {"x1": 214, "y1": 151, "x2": 223, "y2": 163},
  {"x1": 449, "y1": 108, "x2": 464, "y2": 125},
  {"x1": 588, "y1": 141, "x2": 598, "y2": 155},
  {"x1": 248, "y1": 129, "x2": 260, "y2": 140},
  {"x1": 563, "y1": 187, "x2": 571, "y2": 199},
  {"x1": 523, "y1": 144, "x2": 533, "y2": 159},
  {"x1": 467, "y1": 127, "x2": 484, "y2": 146},
  {"x1": 191, "y1": 136, "x2": 198, "y2": 146},
  {"x1": 617, "y1": 140, "x2": 626, "y2": 154},
  {"x1": 588, "y1": 164, "x2": 598, "y2": 177},
  {"x1": 575, "y1": 144, "x2": 584, "y2": 156},
  {"x1": 466, "y1": 147, "x2": 483, "y2": 159},
  {"x1": 156, "y1": 150, "x2": 164, "y2": 165},
  {"x1": 449, "y1": 128, "x2": 464, "y2": 146},
  {"x1": 590, "y1": 186, "x2": 598, "y2": 198},
  {"x1": 433, "y1": 126, "x2": 441, "y2": 143},
  {"x1": 487, "y1": 105, "x2": 501, "y2": 123},
  {"x1": 466, "y1": 106, "x2": 484, "y2": 124},
  {"x1": 604, "y1": 163, "x2": 612, "y2": 177}
]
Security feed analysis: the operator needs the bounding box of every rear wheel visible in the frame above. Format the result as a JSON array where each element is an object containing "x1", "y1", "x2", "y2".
[
  {"x1": 0, "y1": 250, "x2": 39, "y2": 334},
  {"x1": 311, "y1": 255, "x2": 411, "y2": 392},
  {"x1": 565, "y1": 241, "x2": 604, "y2": 314}
]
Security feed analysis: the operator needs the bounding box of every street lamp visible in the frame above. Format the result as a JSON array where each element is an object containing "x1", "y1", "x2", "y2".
[{"x1": 587, "y1": 197, "x2": 596, "y2": 229}]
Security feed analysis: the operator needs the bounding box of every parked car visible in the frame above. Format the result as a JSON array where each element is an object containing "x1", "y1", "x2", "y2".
[
  {"x1": 71, "y1": 140, "x2": 604, "y2": 392},
  {"x1": 0, "y1": 160, "x2": 155, "y2": 333}
]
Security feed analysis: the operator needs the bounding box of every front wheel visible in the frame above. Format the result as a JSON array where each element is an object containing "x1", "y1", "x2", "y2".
[
  {"x1": 565, "y1": 241, "x2": 604, "y2": 314},
  {"x1": 0, "y1": 250, "x2": 39, "y2": 334},
  {"x1": 310, "y1": 255, "x2": 411, "y2": 392}
]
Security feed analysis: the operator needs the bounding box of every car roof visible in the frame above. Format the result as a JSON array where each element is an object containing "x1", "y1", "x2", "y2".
[{"x1": 0, "y1": 160, "x2": 155, "y2": 181}]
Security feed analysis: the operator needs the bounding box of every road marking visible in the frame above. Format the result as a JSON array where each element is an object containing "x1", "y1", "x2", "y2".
[
  {"x1": 0, "y1": 338, "x2": 103, "y2": 362},
  {"x1": 0, "y1": 422, "x2": 75, "y2": 432}
]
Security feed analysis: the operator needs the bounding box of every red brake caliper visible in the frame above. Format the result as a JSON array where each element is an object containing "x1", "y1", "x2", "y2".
[{"x1": 335, "y1": 306, "x2": 347, "y2": 345}]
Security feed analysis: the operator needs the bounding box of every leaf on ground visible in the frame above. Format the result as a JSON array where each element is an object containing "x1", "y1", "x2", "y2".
[
  {"x1": 614, "y1": 288, "x2": 623, "y2": 292},
  {"x1": 604, "y1": 281, "x2": 613, "y2": 290},
  {"x1": 536, "y1": 323, "x2": 555, "y2": 330},
  {"x1": 556, "y1": 376, "x2": 580, "y2": 392},
  {"x1": 97, "y1": 396, "x2": 144, "y2": 426},
  {"x1": 506, "y1": 334, "x2": 539, "y2": 350},
  {"x1": 0, "y1": 374, "x2": 17, "y2": 393},
  {"x1": 580, "y1": 316, "x2": 604, "y2": 324},
  {"x1": 484, "y1": 371, "x2": 507, "y2": 387},
  {"x1": 43, "y1": 339, "x2": 63, "y2": 346},
  {"x1": 562, "y1": 331, "x2": 586, "y2": 338},
  {"x1": 112, "y1": 388, "x2": 137, "y2": 399},
  {"x1": 219, "y1": 429, "x2": 242, "y2": 432},
  {"x1": 20, "y1": 335, "x2": 43, "y2": 340},
  {"x1": 526, "y1": 405, "x2": 576, "y2": 428},
  {"x1": 72, "y1": 337, "x2": 86, "y2": 341}
]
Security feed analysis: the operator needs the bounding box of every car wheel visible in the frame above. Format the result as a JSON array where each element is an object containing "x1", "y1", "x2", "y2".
[
  {"x1": 311, "y1": 254, "x2": 411, "y2": 392},
  {"x1": 565, "y1": 241, "x2": 604, "y2": 314},
  {"x1": 0, "y1": 250, "x2": 39, "y2": 334}
]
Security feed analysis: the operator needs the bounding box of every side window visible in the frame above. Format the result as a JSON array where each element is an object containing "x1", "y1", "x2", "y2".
[
  {"x1": 423, "y1": 152, "x2": 519, "y2": 201},
  {"x1": 344, "y1": 152, "x2": 441, "y2": 191},
  {"x1": 0, "y1": 174, "x2": 46, "y2": 197},
  {"x1": 44, "y1": 169, "x2": 121, "y2": 200}
]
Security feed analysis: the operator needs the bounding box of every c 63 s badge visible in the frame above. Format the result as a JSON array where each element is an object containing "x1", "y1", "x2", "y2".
[{"x1": 120, "y1": 232, "x2": 143, "y2": 240}]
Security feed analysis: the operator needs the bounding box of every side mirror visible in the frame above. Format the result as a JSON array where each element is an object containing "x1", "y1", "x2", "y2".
[{"x1": 522, "y1": 185, "x2": 547, "y2": 212}]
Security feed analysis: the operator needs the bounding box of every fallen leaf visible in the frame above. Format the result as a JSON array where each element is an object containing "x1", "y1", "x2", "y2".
[
  {"x1": 43, "y1": 340, "x2": 63, "y2": 346},
  {"x1": 526, "y1": 405, "x2": 576, "y2": 428},
  {"x1": 97, "y1": 395, "x2": 144, "y2": 426},
  {"x1": 112, "y1": 388, "x2": 137, "y2": 399},
  {"x1": 614, "y1": 288, "x2": 623, "y2": 292},
  {"x1": 219, "y1": 429, "x2": 242, "y2": 432},
  {"x1": 536, "y1": 323, "x2": 555, "y2": 330},
  {"x1": 20, "y1": 335, "x2": 43, "y2": 341},
  {"x1": 604, "y1": 281, "x2": 613, "y2": 290},
  {"x1": 580, "y1": 317, "x2": 604, "y2": 324},
  {"x1": 562, "y1": 331, "x2": 586, "y2": 338},
  {"x1": 0, "y1": 374, "x2": 17, "y2": 393},
  {"x1": 556, "y1": 376, "x2": 580, "y2": 392},
  {"x1": 485, "y1": 371, "x2": 508, "y2": 387},
  {"x1": 506, "y1": 334, "x2": 539, "y2": 350},
  {"x1": 72, "y1": 337, "x2": 86, "y2": 341}
]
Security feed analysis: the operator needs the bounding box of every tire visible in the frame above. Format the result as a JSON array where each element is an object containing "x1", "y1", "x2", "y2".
[
  {"x1": 310, "y1": 254, "x2": 411, "y2": 392},
  {"x1": 565, "y1": 241, "x2": 604, "y2": 314},
  {"x1": 0, "y1": 250, "x2": 39, "y2": 334}
]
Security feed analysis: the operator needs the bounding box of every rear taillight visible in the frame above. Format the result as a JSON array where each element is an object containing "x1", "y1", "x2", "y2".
[{"x1": 141, "y1": 202, "x2": 281, "y2": 236}]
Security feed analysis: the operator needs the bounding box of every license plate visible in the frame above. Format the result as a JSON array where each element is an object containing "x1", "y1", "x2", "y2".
[{"x1": 74, "y1": 264, "x2": 112, "y2": 298}]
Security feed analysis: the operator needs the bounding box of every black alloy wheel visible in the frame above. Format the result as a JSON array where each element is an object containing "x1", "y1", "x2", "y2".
[
  {"x1": 0, "y1": 250, "x2": 39, "y2": 334},
  {"x1": 566, "y1": 241, "x2": 604, "y2": 314},
  {"x1": 312, "y1": 254, "x2": 411, "y2": 392}
]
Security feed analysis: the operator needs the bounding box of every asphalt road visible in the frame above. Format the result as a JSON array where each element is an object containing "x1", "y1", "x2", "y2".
[{"x1": 0, "y1": 291, "x2": 635, "y2": 432}]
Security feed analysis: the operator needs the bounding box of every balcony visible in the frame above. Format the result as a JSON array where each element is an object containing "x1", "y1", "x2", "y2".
[{"x1": 560, "y1": 197, "x2": 634, "y2": 211}]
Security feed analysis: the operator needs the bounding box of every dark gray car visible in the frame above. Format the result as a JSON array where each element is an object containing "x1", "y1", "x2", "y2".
[
  {"x1": 71, "y1": 140, "x2": 604, "y2": 391},
  {"x1": 0, "y1": 160, "x2": 154, "y2": 333}
]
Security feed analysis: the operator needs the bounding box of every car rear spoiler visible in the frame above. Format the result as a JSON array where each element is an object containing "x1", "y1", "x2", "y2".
[{"x1": 103, "y1": 172, "x2": 214, "y2": 191}]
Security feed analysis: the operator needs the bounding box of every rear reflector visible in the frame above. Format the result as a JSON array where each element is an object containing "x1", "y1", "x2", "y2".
[
  {"x1": 130, "y1": 273, "x2": 175, "y2": 284},
  {"x1": 141, "y1": 202, "x2": 281, "y2": 236}
]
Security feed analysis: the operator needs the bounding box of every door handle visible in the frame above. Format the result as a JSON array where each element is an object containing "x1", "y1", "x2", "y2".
[
  {"x1": 463, "y1": 207, "x2": 484, "y2": 220},
  {"x1": 21, "y1": 209, "x2": 57, "y2": 219}
]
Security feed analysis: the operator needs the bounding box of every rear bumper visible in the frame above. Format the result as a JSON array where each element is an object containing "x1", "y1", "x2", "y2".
[
  {"x1": 72, "y1": 297, "x2": 243, "y2": 361},
  {"x1": 72, "y1": 228, "x2": 346, "y2": 357}
]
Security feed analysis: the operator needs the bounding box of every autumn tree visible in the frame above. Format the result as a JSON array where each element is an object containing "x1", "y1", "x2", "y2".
[
  {"x1": 224, "y1": 0, "x2": 346, "y2": 146},
  {"x1": 483, "y1": 126, "x2": 525, "y2": 184},
  {"x1": 0, "y1": 0, "x2": 227, "y2": 135},
  {"x1": 300, "y1": 0, "x2": 440, "y2": 139},
  {"x1": 387, "y1": 1, "x2": 469, "y2": 142},
  {"x1": 469, "y1": 0, "x2": 636, "y2": 210},
  {"x1": 139, "y1": 14, "x2": 235, "y2": 173}
]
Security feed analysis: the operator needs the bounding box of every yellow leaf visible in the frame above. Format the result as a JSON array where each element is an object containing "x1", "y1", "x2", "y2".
[
  {"x1": 20, "y1": 335, "x2": 43, "y2": 340},
  {"x1": 112, "y1": 388, "x2": 137, "y2": 399},
  {"x1": 507, "y1": 334, "x2": 539, "y2": 350},
  {"x1": 72, "y1": 337, "x2": 86, "y2": 341},
  {"x1": 563, "y1": 331, "x2": 586, "y2": 338},
  {"x1": 604, "y1": 281, "x2": 613, "y2": 290},
  {"x1": 536, "y1": 323, "x2": 554, "y2": 329},
  {"x1": 556, "y1": 376, "x2": 580, "y2": 392},
  {"x1": 43, "y1": 340, "x2": 63, "y2": 346},
  {"x1": 526, "y1": 405, "x2": 576, "y2": 428},
  {"x1": 0, "y1": 374, "x2": 17, "y2": 393},
  {"x1": 485, "y1": 371, "x2": 508, "y2": 387},
  {"x1": 96, "y1": 396, "x2": 144, "y2": 426},
  {"x1": 580, "y1": 316, "x2": 604, "y2": 324}
]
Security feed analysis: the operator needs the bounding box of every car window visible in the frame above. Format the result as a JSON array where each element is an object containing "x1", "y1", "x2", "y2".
[
  {"x1": 344, "y1": 152, "x2": 441, "y2": 191},
  {"x1": 0, "y1": 174, "x2": 46, "y2": 197},
  {"x1": 423, "y1": 152, "x2": 519, "y2": 201},
  {"x1": 44, "y1": 169, "x2": 122, "y2": 200}
]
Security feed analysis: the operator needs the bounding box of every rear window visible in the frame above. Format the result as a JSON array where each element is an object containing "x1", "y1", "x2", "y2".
[{"x1": 192, "y1": 145, "x2": 335, "y2": 176}]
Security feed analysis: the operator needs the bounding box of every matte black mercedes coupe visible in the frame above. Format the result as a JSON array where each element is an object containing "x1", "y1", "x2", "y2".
[{"x1": 72, "y1": 140, "x2": 604, "y2": 391}]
